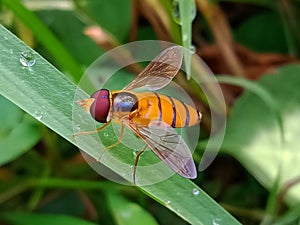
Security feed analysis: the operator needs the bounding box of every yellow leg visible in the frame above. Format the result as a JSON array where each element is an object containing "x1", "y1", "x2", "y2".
[
  {"x1": 97, "y1": 123, "x2": 125, "y2": 162},
  {"x1": 72, "y1": 121, "x2": 111, "y2": 138},
  {"x1": 133, "y1": 145, "x2": 147, "y2": 185}
]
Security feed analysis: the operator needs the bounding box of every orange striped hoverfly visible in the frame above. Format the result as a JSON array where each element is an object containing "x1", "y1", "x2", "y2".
[{"x1": 75, "y1": 46, "x2": 201, "y2": 184}]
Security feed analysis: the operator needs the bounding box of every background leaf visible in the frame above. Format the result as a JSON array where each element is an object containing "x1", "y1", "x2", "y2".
[
  {"x1": 234, "y1": 12, "x2": 288, "y2": 54},
  {"x1": 35, "y1": 10, "x2": 103, "y2": 67},
  {"x1": 107, "y1": 192, "x2": 159, "y2": 225},
  {"x1": 0, "y1": 96, "x2": 41, "y2": 165},
  {"x1": 74, "y1": 0, "x2": 131, "y2": 43},
  {"x1": 0, "y1": 212, "x2": 98, "y2": 225},
  {"x1": 222, "y1": 65, "x2": 300, "y2": 205}
]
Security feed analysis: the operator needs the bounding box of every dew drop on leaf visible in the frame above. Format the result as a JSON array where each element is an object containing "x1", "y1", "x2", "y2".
[
  {"x1": 172, "y1": 0, "x2": 182, "y2": 25},
  {"x1": 172, "y1": 0, "x2": 197, "y2": 25},
  {"x1": 192, "y1": 188, "x2": 200, "y2": 195},
  {"x1": 212, "y1": 218, "x2": 222, "y2": 225},
  {"x1": 33, "y1": 111, "x2": 43, "y2": 121},
  {"x1": 19, "y1": 51, "x2": 36, "y2": 67},
  {"x1": 75, "y1": 124, "x2": 81, "y2": 131},
  {"x1": 190, "y1": 45, "x2": 196, "y2": 54}
]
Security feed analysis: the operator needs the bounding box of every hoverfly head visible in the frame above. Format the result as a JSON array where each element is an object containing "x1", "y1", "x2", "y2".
[{"x1": 89, "y1": 89, "x2": 110, "y2": 123}]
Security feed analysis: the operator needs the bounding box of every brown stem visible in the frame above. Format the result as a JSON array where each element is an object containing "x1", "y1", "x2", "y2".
[
  {"x1": 276, "y1": 175, "x2": 300, "y2": 211},
  {"x1": 196, "y1": 0, "x2": 245, "y2": 77},
  {"x1": 137, "y1": 0, "x2": 172, "y2": 41}
]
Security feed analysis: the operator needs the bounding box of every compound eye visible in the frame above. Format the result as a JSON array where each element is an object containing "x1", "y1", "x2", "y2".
[{"x1": 90, "y1": 89, "x2": 110, "y2": 123}]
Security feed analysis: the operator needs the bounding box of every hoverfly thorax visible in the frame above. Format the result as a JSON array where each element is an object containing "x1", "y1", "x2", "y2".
[
  {"x1": 90, "y1": 89, "x2": 111, "y2": 123},
  {"x1": 112, "y1": 92, "x2": 138, "y2": 113}
]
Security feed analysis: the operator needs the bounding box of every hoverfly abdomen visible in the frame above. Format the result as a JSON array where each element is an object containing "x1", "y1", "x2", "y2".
[{"x1": 130, "y1": 92, "x2": 200, "y2": 128}]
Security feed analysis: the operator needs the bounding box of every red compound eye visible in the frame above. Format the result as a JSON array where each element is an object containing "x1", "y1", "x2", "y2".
[{"x1": 90, "y1": 89, "x2": 110, "y2": 123}]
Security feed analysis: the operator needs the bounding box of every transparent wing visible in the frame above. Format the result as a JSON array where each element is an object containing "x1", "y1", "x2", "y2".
[
  {"x1": 128, "y1": 121, "x2": 197, "y2": 178},
  {"x1": 123, "y1": 46, "x2": 183, "y2": 91}
]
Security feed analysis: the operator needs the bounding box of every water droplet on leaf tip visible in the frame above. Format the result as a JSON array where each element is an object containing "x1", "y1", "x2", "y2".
[
  {"x1": 192, "y1": 188, "x2": 199, "y2": 195},
  {"x1": 172, "y1": 0, "x2": 197, "y2": 25},
  {"x1": 172, "y1": 0, "x2": 182, "y2": 25},
  {"x1": 19, "y1": 51, "x2": 36, "y2": 67},
  {"x1": 191, "y1": 4, "x2": 197, "y2": 21},
  {"x1": 190, "y1": 45, "x2": 196, "y2": 54}
]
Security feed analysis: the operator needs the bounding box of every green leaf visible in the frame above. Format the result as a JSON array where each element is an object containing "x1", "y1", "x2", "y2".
[
  {"x1": 0, "y1": 95, "x2": 23, "y2": 133},
  {"x1": 107, "y1": 192, "x2": 159, "y2": 225},
  {"x1": 234, "y1": 12, "x2": 289, "y2": 54},
  {"x1": 0, "y1": 25, "x2": 240, "y2": 225},
  {"x1": 273, "y1": 204, "x2": 300, "y2": 225},
  {"x1": 173, "y1": 0, "x2": 196, "y2": 78},
  {"x1": 0, "y1": 212, "x2": 97, "y2": 225},
  {"x1": 74, "y1": 0, "x2": 131, "y2": 42},
  {"x1": 216, "y1": 75, "x2": 283, "y2": 217},
  {"x1": 221, "y1": 65, "x2": 300, "y2": 205},
  {"x1": 35, "y1": 10, "x2": 103, "y2": 67},
  {"x1": 2, "y1": 0, "x2": 83, "y2": 82},
  {"x1": 0, "y1": 96, "x2": 41, "y2": 165}
]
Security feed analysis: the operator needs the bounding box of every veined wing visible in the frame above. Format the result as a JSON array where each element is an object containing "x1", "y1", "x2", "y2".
[
  {"x1": 123, "y1": 46, "x2": 183, "y2": 91},
  {"x1": 128, "y1": 121, "x2": 197, "y2": 179}
]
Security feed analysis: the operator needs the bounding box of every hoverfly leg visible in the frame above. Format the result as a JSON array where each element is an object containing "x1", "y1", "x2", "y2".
[
  {"x1": 97, "y1": 123, "x2": 125, "y2": 162},
  {"x1": 72, "y1": 120, "x2": 111, "y2": 138},
  {"x1": 133, "y1": 145, "x2": 147, "y2": 185}
]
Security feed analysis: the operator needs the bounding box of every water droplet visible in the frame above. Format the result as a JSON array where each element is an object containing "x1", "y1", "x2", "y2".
[
  {"x1": 182, "y1": 34, "x2": 188, "y2": 42},
  {"x1": 33, "y1": 111, "x2": 43, "y2": 121},
  {"x1": 132, "y1": 151, "x2": 137, "y2": 158},
  {"x1": 104, "y1": 132, "x2": 109, "y2": 137},
  {"x1": 190, "y1": 45, "x2": 196, "y2": 54},
  {"x1": 166, "y1": 200, "x2": 171, "y2": 205},
  {"x1": 19, "y1": 51, "x2": 36, "y2": 67},
  {"x1": 75, "y1": 124, "x2": 81, "y2": 131},
  {"x1": 172, "y1": 0, "x2": 197, "y2": 25},
  {"x1": 212, "y1": 218, "x2": 222, "y2": 225},
  {"x1": 192, "y1": 188, "x2": 200, "y2": 195},
  {"x1": 172, "y1": 0, "x2": 181, "y2": 25},
  {"x1": 191, "y1": 4, "x2": 197, "y2": 21}
]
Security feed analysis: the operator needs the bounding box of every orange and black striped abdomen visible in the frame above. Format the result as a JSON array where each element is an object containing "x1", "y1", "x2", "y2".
[{"x1": 129, "y1": 92, "x2": 201, "y2": 128}]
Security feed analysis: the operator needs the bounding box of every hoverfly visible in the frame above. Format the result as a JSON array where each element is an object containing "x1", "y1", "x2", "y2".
[{"x1": 75, "y1": 46, "x2": 201, "y2": 184}]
